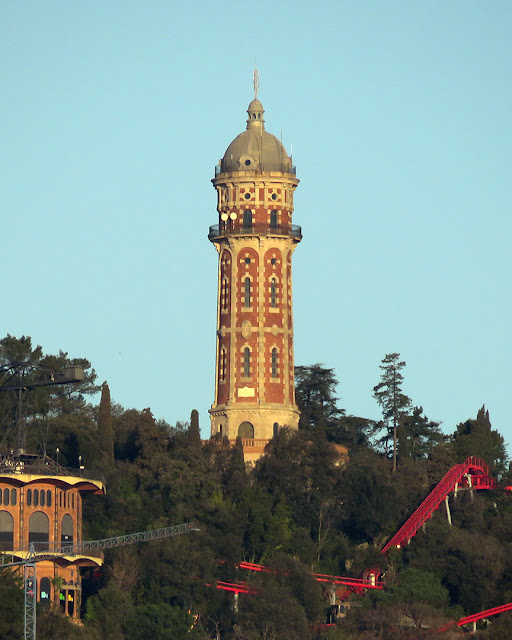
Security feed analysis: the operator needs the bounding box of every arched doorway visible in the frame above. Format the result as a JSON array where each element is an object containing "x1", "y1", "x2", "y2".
[
  {"x1": 0, "y1": 511, "x2": 14, "y2": 551},
  {"x1": 238, "y1": 422, "x2": 254, "y2": 439},
  {"x1": 61, "y1": 514, "x2": 73, "y2": 547},
  {"x1": 29, "y1": 511, "x2": 49, "y2": 551}
]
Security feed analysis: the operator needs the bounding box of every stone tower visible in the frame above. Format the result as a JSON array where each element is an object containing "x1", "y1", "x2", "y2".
[{"x1": 208, "y1": 92, "x2": 302, "y2": 461}]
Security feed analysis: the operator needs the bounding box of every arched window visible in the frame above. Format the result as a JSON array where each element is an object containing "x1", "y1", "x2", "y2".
[
  {"x1": 0, "y1": 511, "x2": 14, "y2": 551},
  {"x1": 270, "y1": 210, "x2": 278, "y2": 229},
  {"x1": 238, "y1": 422, "x2": 254, "y2": 439},
  {"x1": 27, "y1": 489, "x2": 32, "y2": 507},
  {"x1": 243, "y1": 209, "x2": 252, "y2": 230},
  {"x1": 273, "y1": 422, "x2": 279, "y2": 437},
  {"x1": 47, "y1": 490, "x2": 52, "y2": 507},
  {"x1": 244, "y1": 278, "x2": 251, "y2": 308},
  {"x1": 220, "y1": 348, "x2": 227, "y2": 382},
  {"x1": 34, "y1": 489, "x2": 39, "y2": 507},
  {"x1": 40, "y1": 489, "x2": 45, "y2": 507},
  {"x1": 243, "y1": 348, "x2": 251, "y2": 378},
  {"x1": 72, "y1": 493, "x2": 75, "y2": 510},
  {"x1": 61, "y1": 514, "x2": 73, "y2": 548},
  {"x1": 40, "y1": 577, "x2": 51, "y2": 611},
  {"x1": 270, "y1": 278, "x2": 277, "y2": 307},
  {"x1": 3, "y1": 488, "x2": 9, "y2": 506},
  {"x1": 10, "y1": 489, "x2": 17, "y2": 506},
  {"x1": 221, "y1": 277, "x2": 229, "y2": 312},
  {"x1": 29, "y1": 512, "x2": 49, "y2": 551},
  {"x1": 271, "y1": 348, "x2": 278, "y2": 378}
]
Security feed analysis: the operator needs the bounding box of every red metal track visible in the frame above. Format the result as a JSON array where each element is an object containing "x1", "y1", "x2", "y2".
[
  {"x1": 216, "y1": 581, "x2": 259, "y2": 595},
  {"x1": 437, "y1": 600, "x2": 512, "y2": 632},
  {"x1": 382, "y1": 456, "x2": 495, "y2": 553},
  {"x1": 237, "y1": 561, "x2": 384, "y2": 591}
]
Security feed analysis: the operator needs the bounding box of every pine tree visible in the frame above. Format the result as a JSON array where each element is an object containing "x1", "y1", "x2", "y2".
[
  {"x1": 97, "y1": 382, "x2": 115, "y2": 472},
  {"x1": 372, "y1": 353, "x2": 411, "y2": 472}
]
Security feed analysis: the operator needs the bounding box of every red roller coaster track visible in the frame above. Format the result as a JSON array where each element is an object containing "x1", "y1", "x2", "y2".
[
  {"x1": 382, "y1": 456, "x2": 495, "y2": 553},
  {"x1": 218, "y1": 457, "x2": 503, "y2": 630},
  {"x1": 437, "y1": 600, "x2": 512, "y2": 632}
]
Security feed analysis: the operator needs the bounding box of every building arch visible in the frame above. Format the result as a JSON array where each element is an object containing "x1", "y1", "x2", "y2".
[
  {"x1": 61, "y1": 514, "x2": 73, "y2": 547},
  {"x1": 242, "y1": 346, "x2": 251, "y2": 378},
  {"x1": 219, "y1": 347, "x2": 228, "y2": 382},
  {"x1": 243, "y1": 209, "x2": 253, "y2": 230},
  {"x1": 0, "y1": 511, "x2": 14, "y2": 551},
  {"x1": 271, "y1": 347, "x2": 279, "y2": 378},
  {"x1": 270, "y1": 276, "x2": 279, "y2": 308},
  {"x1": 238, "y1": 422, "x2": 254, "y2": 439},
  {"x1": 29, "y1": 511, "x2": 50, "y2": 551}
]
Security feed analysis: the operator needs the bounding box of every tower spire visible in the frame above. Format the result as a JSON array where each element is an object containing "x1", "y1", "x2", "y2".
[{"x1": 253, "y1": 63, "x2": 259, "y2": 100}]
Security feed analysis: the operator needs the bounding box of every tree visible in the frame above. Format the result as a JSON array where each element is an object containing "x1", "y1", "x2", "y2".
[
  {"x1": 373, "y1": 353, "x2": 412, "y2": 472},
  {"x1": 295, "y1": 364, "x2": 345, "y2": 440},
  {"x1": 0, "y1": 569, "x2": 23, "y2": 640},
  {"x1": 97, "y1": 382, "x2": 115, "y2": 473},
  {"x1": 187, "y1": 409, "x2": 201, "y2": 448},
  {"x1": 452, "y1": 405, "x2": 507, "y2": 475},
  {"x1": 398, "y1": 407, "x2": 445, "y2": 461}
]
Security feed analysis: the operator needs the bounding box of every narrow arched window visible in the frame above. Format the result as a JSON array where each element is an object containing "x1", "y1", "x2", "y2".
[
  {"x1": 243, "y1": 209, "x2": 252, "y2": 230},
  {"x1": 61, "y1": 514, "x2": 73, "y2": 548},
  {"x1": 270, "y1": 278, "x2": 277, "y2": 308},
  {"x1": 10, "y1": 489, "x2": 16, "y2": 506},
  {"x1": 220, "y1": 348, "x2": 227, "y2": 382},
  {"x1": 40, "y1": 577, "x2": 51, "y2": 610},
  {"x1": 40, "y1": 490, "x2": 45, "y2": 507},
  {"x1": 47, "y1": 490, "x2": 52, "y2": 507},
  {"x1": 3, "y1": 489, "x2": 9, "y2": 506},
  {"x1": 221, "y1": 277, "x2": 229, "y2": 312},
  {"x1": 270, "y1": 210, "x2": 278, "y2": 229},
  {"x1": 243, "y1": 347, "x2": 250, "y2": 378},
  {"x1": 34, "y1": 490, "x2": 39, "y2": 507},
  {"x1": 271, "y1": 348, "x2": 278, "y2": 378},
  {"x1": 244, "y1": 278, "x2": 251, "y2": 308},
  {"x1": 27, "y1": 489, "x2": 32, "y2": 507}
]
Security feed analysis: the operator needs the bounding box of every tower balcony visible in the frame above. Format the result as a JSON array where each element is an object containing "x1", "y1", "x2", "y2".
[{"x1": 208, "y1": 223, "x2": 302, "y2": 242}]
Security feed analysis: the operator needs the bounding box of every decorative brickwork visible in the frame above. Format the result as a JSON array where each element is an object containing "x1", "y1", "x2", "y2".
[{"x1": 209, "y1": 97, "x2": 301, "y2": 458}]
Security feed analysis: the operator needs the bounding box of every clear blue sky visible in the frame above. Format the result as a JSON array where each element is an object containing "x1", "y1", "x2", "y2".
[{"x1": 1, "y1": 2, "x2": 511, "y2": 447}]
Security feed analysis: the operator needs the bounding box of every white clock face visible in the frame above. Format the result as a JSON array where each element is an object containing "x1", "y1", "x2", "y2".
[
  {"x1": 221, "y1": 213, "x2": 229, "y2": 221},
  {"x1": 230, "y1": 212, "x2": 237, "y2": 220}
]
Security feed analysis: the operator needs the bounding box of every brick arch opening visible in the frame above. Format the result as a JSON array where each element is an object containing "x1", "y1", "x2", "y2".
[
  {"x1": 29, "y1": 511, "x2": 49, "y2": 551},
  {"x1": 238, "y1": 422, "x2": 254, "y2": 439},
  {"x1": 0, "y1": 511, "x2": 14, "y2": 551},
  {"x1": 61, "y1": 513, "x2": 73, "y2": 548}
]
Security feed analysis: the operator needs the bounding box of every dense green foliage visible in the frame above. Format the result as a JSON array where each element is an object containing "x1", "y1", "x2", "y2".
[{"x1": 1, "y1": 337, "x2": 511, "y2": 639}]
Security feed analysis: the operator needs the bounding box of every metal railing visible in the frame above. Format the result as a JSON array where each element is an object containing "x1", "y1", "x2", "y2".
[
  {"x1": 214, "y1": 164, "x2": 296, "y2": 177},
  {"x1": 0, "y1": 454, "x2": 105, "y2": 484},
  {"x1": 208, "y1": 223, "x2": 302, "y2": 241}
]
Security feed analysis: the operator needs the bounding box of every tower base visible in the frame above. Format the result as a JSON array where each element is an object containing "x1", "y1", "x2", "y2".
[{"x1": 209, "y1": 404, "x2": 299, "y2": 462}]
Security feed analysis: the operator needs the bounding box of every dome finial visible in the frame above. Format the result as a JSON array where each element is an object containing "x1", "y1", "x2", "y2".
[{"x1": 253, "y1": 62, "x2": 259, "y2": 100}]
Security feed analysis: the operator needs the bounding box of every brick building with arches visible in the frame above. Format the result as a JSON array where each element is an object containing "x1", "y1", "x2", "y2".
[
  {"x1": 208, "y1": 91, "x2": 302, "y2": 461},
  {"x1": 0, "y1": 454, "x2": 104, "y2": 619}
]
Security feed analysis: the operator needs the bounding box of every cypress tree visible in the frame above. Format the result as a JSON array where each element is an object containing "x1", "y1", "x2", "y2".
[
  {"x1": 98, "y1": 382, "x2": 115, "y2": 472},
  {"x1": 188, "y1": 409, "x2": 201, "y2": 447}
]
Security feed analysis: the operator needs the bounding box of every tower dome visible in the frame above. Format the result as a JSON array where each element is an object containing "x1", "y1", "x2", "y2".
[{"x1": 219, "y1": 99, "x2": 294, "y2": 174}]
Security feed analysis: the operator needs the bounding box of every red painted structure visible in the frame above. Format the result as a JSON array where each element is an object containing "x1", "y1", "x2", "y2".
[
  {"x1": 437, "y1": 600, "x2": 512, "y2": 632},
  {"x1": 237, "y1": 560, "x2": 384, "y2": 592},
  {"x1": 382, "y1": 457, "x2": 495, "y2": 553}
]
